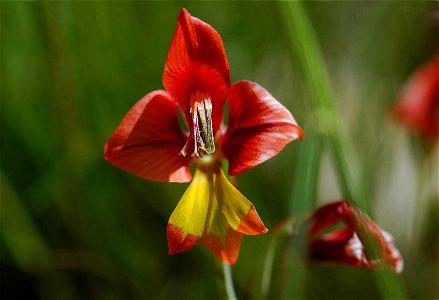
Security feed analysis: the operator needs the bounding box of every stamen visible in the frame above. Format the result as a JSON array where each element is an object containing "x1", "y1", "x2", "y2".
[
  {"x1": 192, "y1": 108, "x2": 201, "y2": 157},
  {"x1": 192, "y1": 97, "x2": 215, "y2": 156}
]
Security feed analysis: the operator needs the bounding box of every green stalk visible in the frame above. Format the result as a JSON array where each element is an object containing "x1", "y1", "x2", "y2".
[
  {"x1": 283, "y1": 126, "x2": 321, "y2": 299},
  {"x1": 290, "y1": 126, "x2": 321, "y2": 215},
  {"x1": 261, "y1": 126, "x2": 321, "y2": 298},
  {"x1": 214, "y1": 258, "x2": 237, "y2": 299},
  {"x1": 278, "y1": 1, "x2": 368, "y2": 213},
  {"x1": 261, "y1": 233, "x2": 277, "y2": 298},
  {"x1": 223, "y1": 262, "x2": 238, "y2": 300},
  {"x1": 278, "y1": 1, "x2": 406, "y2": 298}
]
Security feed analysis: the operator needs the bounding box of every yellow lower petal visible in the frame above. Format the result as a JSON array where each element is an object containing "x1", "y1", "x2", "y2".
[{"x1": 167, "y1": 160, "x2": 267, "y2": 263}]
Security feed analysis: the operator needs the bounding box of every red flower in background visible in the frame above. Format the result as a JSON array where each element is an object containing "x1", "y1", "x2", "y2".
[
  {"x1": 309, "y1": 201, "x2": 403, "y2": 273},
  {"x1": 394, "y1": 53, "x2": 439, "y2": 140},
  {"x1": 104, "y1": 9, "x2": 303, "y2": 264}
]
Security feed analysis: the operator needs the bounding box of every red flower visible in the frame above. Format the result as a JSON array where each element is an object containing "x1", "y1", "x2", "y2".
[
  {"x1": 394, "y1": 53, "x2": 439, "y2": 140},
  {"x1": 309, "y1": 201, "x2": 403, "y2": 273},
  {"x1": 104, "y1": 9, "x2": 303, "y2": 264}
]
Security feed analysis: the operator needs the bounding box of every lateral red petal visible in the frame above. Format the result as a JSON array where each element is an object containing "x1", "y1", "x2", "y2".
[
  {"x1": 222, "y1": 81, "x2": 304, "y2": 176},
  {"x1": 104, "y1": 91, "x2": 192, "y2": 183},
  {"x1": 163, "y1": 8, "x2": 230, "y2": 132}
]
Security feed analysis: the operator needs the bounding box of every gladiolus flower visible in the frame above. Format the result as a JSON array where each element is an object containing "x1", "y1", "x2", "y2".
[
  {"x1": 104, "y1": 9, "x2": 303, "y2": 264},
  {"x1": 393, "y1": 53, "x2": 439, "y2": 140},
  {"x1": 308, "y1": 201, "x2": 403, "y2": 273}
]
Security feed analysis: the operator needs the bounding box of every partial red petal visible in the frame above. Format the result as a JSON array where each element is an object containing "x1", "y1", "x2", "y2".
[
  {"x1": 309, "y1": 227, "x2": 364, "y2": 267},
  {"x1": 163, "y1": 8, "x2": 230, "y2": 132},
  {"x1": 202, "y1": 228, "x2": 243, "y2": 265},
  {"x1": 222, "y1": 81, "x2": 304, "y2": 176},
  {"x1": 394, "y1": 53, "x2": 439, "y2": 139},
  {"x1": 104, "y1": 91, "x2": 192, "y2": 183},
  {"x1": 167, "y1": 223, "x2": 200, "y2": 255}
]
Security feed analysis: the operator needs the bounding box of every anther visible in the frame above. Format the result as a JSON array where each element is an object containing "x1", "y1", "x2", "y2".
[{"x1": 192, "y1": 98, "x2": 215, "y2": 156}]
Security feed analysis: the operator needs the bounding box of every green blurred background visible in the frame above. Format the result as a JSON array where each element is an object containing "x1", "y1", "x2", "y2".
[{"x1": 1, "y1": 1, "x2": 438, "y2": 299}]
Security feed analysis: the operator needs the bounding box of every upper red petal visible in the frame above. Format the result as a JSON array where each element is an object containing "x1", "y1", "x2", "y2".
[
  {"x1": 104, "y1": 91, "x2": 192, "y2": 183},
  {"x1": 163, "y1": 8, "x2": 230, "y2": 133},
  {"x1": 221, "y1": 81, "x2": 304, "y2": 176}
]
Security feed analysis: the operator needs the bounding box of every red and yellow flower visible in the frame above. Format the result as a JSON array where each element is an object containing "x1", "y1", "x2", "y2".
[{"x1": 104, "y1": 8, "x2": 303, "y2": 264}]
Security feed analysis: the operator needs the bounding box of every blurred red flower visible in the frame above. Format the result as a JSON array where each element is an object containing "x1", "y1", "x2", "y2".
[
  {"x1": 104, "y1": 9, "x2": 303, "y2": 264},
  {"x1": 394, "y1": 54, "x2": 439, "y2": 140},
  {"x1": 309, "y1": 201, "x2": 403, "y2": 273}
]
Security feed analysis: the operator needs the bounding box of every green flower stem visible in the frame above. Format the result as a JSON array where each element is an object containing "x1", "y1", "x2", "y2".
[
  {"x1": 261, "y1": 126, "x2": 321, "y2": 298},
  {"x1": 261, "y1": 127, "x2": 321, "y2": 298},
  {"x1": 261, "y1": 229, "x2": 278, "y2": 298},
  {"x1": 278, "y1": 1, "x2": 406, "y2": 298},
  {"x1": 223, "y1": 262, "x2": 238, "y2": 300},
  {"x1": 290, "y1": 126, "x2": 321, "y2": 215},
  {"x1": 284, "y1": 126, "x2": 321, "y2": 299}
]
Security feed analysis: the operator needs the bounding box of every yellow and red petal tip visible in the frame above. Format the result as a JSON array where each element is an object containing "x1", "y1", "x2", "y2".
[
  {"x1": 215, "y1": 166, "x2": 268, "y2": 235},
  {"x1": 167, "y1": 223, "x2": 200, "y2": 255},
  {"x1": 237, "y1": 205, "x2": 268, "y2": 235}
]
